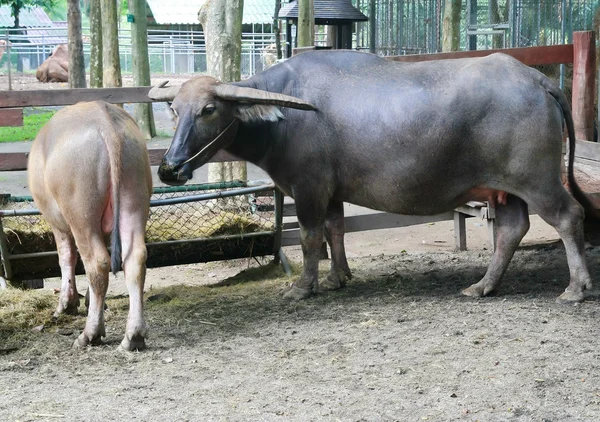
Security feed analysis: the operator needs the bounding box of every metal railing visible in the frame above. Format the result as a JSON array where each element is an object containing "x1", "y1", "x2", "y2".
[{"x1": 0, "y1": 27, "x2": 277, "y2": 77}]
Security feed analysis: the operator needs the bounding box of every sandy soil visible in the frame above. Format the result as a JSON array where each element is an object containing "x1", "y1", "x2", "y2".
[{"x1": 2, "y1": 72, "x2": 600, "y2": 421}]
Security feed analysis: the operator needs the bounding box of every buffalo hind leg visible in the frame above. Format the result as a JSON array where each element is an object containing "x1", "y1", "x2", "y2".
[
  {"x1": 52, "y1": 228, "x2": 79, "y2": 316},
  {"x1": 529, "y1": 188, "x2": 591, "y2": 303},
  {"x1": 73, "y1": 233, "x2": 109, "y2": 348},
  {"x1": 321, "y1": 201, "x2": 352, "y2": 291},
  {"x1": 282, "y1": 190, "x2": 328, "y2": 300},
  {"x1": 119, "y1": 216, "x2": 149, "y2": 351},
  {"x1": 463, "y1": 195, "x2": 530, "y2": 297}
]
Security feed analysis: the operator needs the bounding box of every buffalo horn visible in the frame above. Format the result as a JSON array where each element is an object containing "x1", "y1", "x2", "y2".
[
  {"x1": 148, "y1": 81, "x2": 181, "y2": 101},
  {"x1": 214, "y1": 84, "x2": 317, "y2": 111}
]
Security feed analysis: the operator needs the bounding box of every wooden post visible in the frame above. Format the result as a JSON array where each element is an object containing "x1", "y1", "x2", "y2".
[{"x1": 572, "y1": 31, "x2": 596, "y2": 142}]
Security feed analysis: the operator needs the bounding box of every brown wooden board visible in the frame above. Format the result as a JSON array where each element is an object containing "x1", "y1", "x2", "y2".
[
  {"x1": 0, "y1": 86, "x2": 153, "y2": 109},
  {"x1": 387, "y1": 44, "x2": 574, "y2": 66},
  {"x1": 0, "y1": 149, "x2": 246, "y2": 171},
  {"x1": 0, "y1": 108, "x2": 23, "y2": 126},
  {"x1": 572, "y1": 31, "x2": 596, "y2": 142}
]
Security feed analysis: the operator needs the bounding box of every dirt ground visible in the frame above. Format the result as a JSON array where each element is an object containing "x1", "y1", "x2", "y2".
[{"x1": 3, "y1": 73, "x2": 600, "y2": 421}]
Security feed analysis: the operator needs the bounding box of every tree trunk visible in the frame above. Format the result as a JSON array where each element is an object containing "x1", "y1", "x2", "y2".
[
  {"x1": 274, "y1": 0, "x2": 282, "y2": 60},
  {"x1": 297, "y1": 0, "x2": 315, "y2": 47},
  {"x1": 490, "y1": 0, "x2": 503, "y2": 49},
  {"x1": 129, "y1": 0, "x2": 155, "y2": 139},
  {"x1": 68, "y1": 0, "x2": 87, "y2": 88},
  {"x1": 198, "y1": 0, "x2": 247, "y2": 186},
  {"x1": 101, "y1": 0, "x2": 122, "y2": 88},
  {"x1": 442, "y1": 0, "x2": 461, "y2": 52},
  {"x1": 89, "y1": 0, "x2": 103, "y2": 88}
]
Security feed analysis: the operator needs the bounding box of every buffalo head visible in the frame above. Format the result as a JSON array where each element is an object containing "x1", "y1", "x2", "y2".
[{"x1": 148, "y1": 76, "x2": 317, "y2": 186}]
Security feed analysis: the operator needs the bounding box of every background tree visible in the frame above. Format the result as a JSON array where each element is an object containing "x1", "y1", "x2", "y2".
[
  {"x1": 67, "y1": 0, "x2": 85, "y2": 87},
  {"x1": 297, "y1": 0, "x2": 314, "y2": 47},
  {"x1": 89, "y1": 0, "x2": 102, "y2": 87},
  {"x1": 441, "y1": 0, "x2": 461, "y2": 52},
  {"x1": 198, "y1": 0, "x2": 246, "y2": 184},
  {"x1": 101, "y1": 0, "x2": 121, "y2": 88},
  {"x1": 129, "y1": 0, "x2": 155, "y2": 138}
]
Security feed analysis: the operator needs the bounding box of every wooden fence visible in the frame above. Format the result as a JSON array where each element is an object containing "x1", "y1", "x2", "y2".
[{"x1": 1, "y1": 32, "x2": 599, "y2": 260}]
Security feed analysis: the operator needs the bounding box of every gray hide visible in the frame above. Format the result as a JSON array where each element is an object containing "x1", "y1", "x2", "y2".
[{"x1": 152, "y1": 50, "x2": 594, "y2": 303}]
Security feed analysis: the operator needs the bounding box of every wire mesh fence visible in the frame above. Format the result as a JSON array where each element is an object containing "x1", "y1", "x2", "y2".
[
  {"x1": 0, "y1": 182, "x2": 279, "y2": 282},
  {"x1": 353, "y1": 0, "x2": 600, "y2": 55},
  {"x1": 0, "y1": 28, "x2": 277, "y2": 78}
]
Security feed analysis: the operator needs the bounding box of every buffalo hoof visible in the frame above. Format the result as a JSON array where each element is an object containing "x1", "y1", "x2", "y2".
[
  {"x1": 119, "y1": 334, "x2": 146, "y2": 352},
  {"x1": 54, "y1": 297, "x2": 80, "y2": 317},
  {"x1": 320, "y1": 272, "x2": 348, "y2": 291},
  {"x1": 281, "y1": 285, "x2": 312, "y2": 301},
  {"x1": 461, "y1": 283, "x2": 494, "y2": 298},
  {"x1": 556, "y1": 290, "x2": 585, "y2": 304},
  {"x1": 73, "y1": 332, "x2": 103, "y2": 349}
]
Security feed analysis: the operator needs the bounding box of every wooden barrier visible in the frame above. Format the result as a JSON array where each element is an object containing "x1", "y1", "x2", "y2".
[
  {"x1": 572, "y1": 31, "x2": 596, "y2": 142},
  {"x1": 0, "y1": 109, "x2": 23, "y2": 127},
  {"x1": 1, "y1": 36, "x2": 598, "y2": 259}
]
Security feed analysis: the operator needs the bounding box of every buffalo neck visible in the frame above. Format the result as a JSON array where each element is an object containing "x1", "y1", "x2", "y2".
[{"x1": 223, "y1": 75, "x2": 290, "y2": 173}]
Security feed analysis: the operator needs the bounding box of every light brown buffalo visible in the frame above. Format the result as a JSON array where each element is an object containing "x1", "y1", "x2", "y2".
[
  {"x1": 0, "y1": 40, "x2": 10, "y2": 64},
  {"x1": 28, "y1": 101, "x2": 152, "y2": 351},
  {"x1": 36, "y1": 44, "x2": 68, "y2": 83}
]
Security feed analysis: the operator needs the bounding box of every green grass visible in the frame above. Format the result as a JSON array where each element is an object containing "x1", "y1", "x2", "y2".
[{"x1": 0, "y1": 112, "x2": 56, "y2": 143}]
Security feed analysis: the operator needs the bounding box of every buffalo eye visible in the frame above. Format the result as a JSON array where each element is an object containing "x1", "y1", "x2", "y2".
[{"x1": 202, "y1": 104, "x2": 216, "y2": 116}]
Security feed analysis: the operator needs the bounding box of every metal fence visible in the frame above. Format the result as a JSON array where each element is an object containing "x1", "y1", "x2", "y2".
[
  {"x1": 1, "y1": 1, "x2": 599, "y2": 78},
  {"x1": 0, "y1": 181, "x2": 280, "y2": 282},
  {"x1": 353, "y1": 0, "x2": 600, "y2": 55},
  {"x1": 0, "y1": 27, "x2": 276, "y2": 78}
]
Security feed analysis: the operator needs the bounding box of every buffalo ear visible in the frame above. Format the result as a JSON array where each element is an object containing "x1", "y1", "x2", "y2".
[{"x1": 234, "y1": 104, "x2": 284, "y2": 123}]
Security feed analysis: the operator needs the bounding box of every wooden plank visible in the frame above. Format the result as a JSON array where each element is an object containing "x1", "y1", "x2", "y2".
[
  {"x1": 572, "y1": 31, "x2": 596, "y2": 142},
  {"x1": 0, "y1": 86, "x2": 153, "y2": 109},
  {"x1": 0, "y1": 149, "x2": 245, "y2": 171},
  {"x1": 574, "y1": 140, "x2": 600, "y2": 162},
  {"x1": 0, "y1": 152, "x2": 28, "y2": 171},
  {"x1": 281, "y1": 211, "x2": 454, "y2": 246},
  {"x1": 386, "y1": 44, "x2": 574, "y2": 66},
  {"x1": 0, "y1": 108, "x2": 23, "y2": 127}
]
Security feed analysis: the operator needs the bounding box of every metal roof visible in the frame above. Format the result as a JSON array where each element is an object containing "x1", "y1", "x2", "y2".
[
  {"x1": 146, "y1": 0, "x2": 275, "y2": 26},
  {"x1": 278, "y1": 0, "x2": 368, "y2": 23},
  {"x1": 0, "y1": 6, "x2": 54, "y2": 28}
]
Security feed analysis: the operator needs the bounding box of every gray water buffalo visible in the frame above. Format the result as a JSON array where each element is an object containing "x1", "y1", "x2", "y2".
[
  {"x1": 149, "y1": 50, "x2": 596, "y2": 303},
  {"x1": 28, "y1": 101, "x2": 152, "y2": 350}
]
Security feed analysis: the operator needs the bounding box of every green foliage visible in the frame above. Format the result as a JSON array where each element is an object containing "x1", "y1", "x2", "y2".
[
  {"x1": 0, "y1": 111, "x2": 55, "y2": 143},
  {"x1": 0, "y1": 0, "x2": 56, "y2": 27},
  {"x1": 44, "y1": 0, "x2": 66, "y2": 21}
]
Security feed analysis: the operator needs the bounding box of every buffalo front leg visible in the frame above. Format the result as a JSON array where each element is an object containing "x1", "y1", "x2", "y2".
[
  {"x1": 463, "y1": 195, "x2": 530, "y2": 297},
  {"x1": 73, "y1": 234, "x2": 109, "y2": 348},
  {"x1": 52, "y1": 228, "x2": 79, "y2": 317},
  {"x1": 321, "y1": 201, "x2": 352, "y2": 291},
  {"x1": 119, "y1": 222, "x2": 148, "y2": 351}
]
